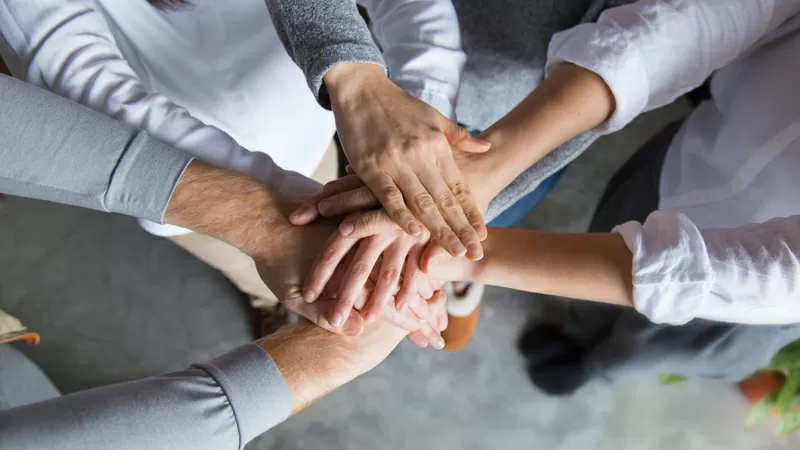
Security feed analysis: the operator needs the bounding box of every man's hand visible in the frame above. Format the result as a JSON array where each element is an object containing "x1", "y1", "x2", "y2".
[
  {"x1": 318, "y1": 62, "x2": 490, "y2": 260},
  {"x1": 163, "y1": 161, "x2": 445, "y2": 346}
]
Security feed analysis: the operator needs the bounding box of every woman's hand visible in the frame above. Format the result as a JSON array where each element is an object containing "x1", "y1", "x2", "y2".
[{"x1": 320, "y1": 63, "x2": 490, "y2": 259}]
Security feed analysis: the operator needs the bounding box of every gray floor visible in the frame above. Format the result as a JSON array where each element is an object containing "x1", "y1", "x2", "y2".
[{"x1": 2, "y1": 100, "x2": 798, "y2": 449}]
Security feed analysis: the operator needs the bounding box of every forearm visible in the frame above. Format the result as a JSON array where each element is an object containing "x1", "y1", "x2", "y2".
[
  {"x1": 435, "y1": 227, "x2": 633, "y2": 306},
  {"x1": 461, "y1": 63, "x2": 615, "y2": 206},
  {"x1": 0, "y1": 74, "x2": 190, "y2": 222},
  {"x1": 265, "y1": 0, "x2": 385, "y2": 107},
  {"x1": 0, "y1": 345, "x2": 290, "y2": 450}
]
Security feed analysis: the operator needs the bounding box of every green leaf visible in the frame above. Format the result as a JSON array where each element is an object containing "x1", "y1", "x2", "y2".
[
  {"x1": 774, "y1": 411, "x2": 800, "y2": 436},
  {"x1": 777, "y1": 371, "x2": 800, "y2": 413},
  {"x1": 771, "y1": 340, "x2": 800, "y2": 370},
  {"x1": 659, "y1": 374, "x2": 688, "y2": 385},
  {"x1": 745, "y1": 393, "x2": 778, "y2": 428}
]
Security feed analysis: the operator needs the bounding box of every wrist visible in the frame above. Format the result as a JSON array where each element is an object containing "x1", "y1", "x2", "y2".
[
  {"x1": 324, "y1": 62, "x2": 388, "y2": 107},
  {"x1": 256, "y1": 321, "x2": 364, "y2": 413},
  {"x1": 164, "y1": 161, "x2": 291, "y2": 259}
]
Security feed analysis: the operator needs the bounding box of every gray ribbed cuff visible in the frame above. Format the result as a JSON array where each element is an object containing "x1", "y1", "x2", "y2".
[
  {"x1": 105, "y1": 134, "x2": 193, "y2": 223},
  {"x1": 195, "y1": 344, "x2": 292, "y2": 446},
  {"x1": 311, "y1": 43, "x2": 386, "y2": 109}
]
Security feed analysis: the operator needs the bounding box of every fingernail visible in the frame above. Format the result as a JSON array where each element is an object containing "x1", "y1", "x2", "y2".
[
  {"x1": 340, "y1": 222, "x2": 355, "y2": 236},
  {"x1": 408, "y1": 221, "x2": 422, "y2": 236},
  {"x1": 433, "y1": 337, "x2": 445, "y2": 350},
  {"x1": 343, "y1": 316, "x2": 361, "y2": 335},
  {"x1": 451, "y1": 241, "x2": 466, "y2": 256},
  {"x1": 428, "y1": 257, "x2": 438, "y2": 269},
  {"x1": 396, "y1": 299, "x2": 407, "y2": 312},
  {"x1": 365, "y1": 312, "x2": 377, "y2": 323},
  {"x1": 302, "y1": 289, "x2": 316, "y2": 303},
  {"x1": 290, "y1": 206, "x2": 307, "y2": 220},
  {"x1": 467, "y1": 243, "x2": 483, "y2": 260},
  {"x1": 476, "y1": 138, "x2": 491, "y2": 147},
  {"x1": 330, "y1": 312, "x2": 344, "y2": 328},
  {"x1": 318, "y1": 201, "x2": 331, "y2": 215}
]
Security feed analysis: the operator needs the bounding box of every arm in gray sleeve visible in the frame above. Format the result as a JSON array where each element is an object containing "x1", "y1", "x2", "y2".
[
  {"x1": 0, "y1": 74, "x2": 191, "y2": 223},
  {"x1": 265, "y1": 0, "x2": 385, "y2": 108},
  {"x1": 0, "y1": 344, "x2": 292, "y2": 450}
]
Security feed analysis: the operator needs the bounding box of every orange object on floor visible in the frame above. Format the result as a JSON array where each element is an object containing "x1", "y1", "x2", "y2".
[
  {"x1": 739, "y1": 371, "x2": 783, "y2": 404},
  {"x1": 442, "y1": 306, "x2": 480, "y2": 351}
]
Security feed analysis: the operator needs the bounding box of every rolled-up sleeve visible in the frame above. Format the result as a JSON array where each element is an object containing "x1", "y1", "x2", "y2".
[
  {"x1": 615, "y1": 212, "x2": 800, "y2": 325},
  {"x1": 0, "y1": 344, "x2": 291, "y2": 450},
  {"x1": 545, "y1": 0, "x2": 797, "y2": 133}
]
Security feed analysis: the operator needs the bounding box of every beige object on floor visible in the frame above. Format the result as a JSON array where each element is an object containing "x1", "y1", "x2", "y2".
[
  {"x1": 0, "y1": 309, "x2": 39, "y2": 345},
  {"x1": 169, "y1": 140, "x2": 339, "y2": 308}
]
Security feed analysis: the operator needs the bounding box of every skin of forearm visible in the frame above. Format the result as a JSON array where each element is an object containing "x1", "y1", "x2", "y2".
[
  {"x1": 164, "y1": 161, "x2": 291, "y2": 260},
  {"x1": 460, "y1": 63, "x2": 616, "y2": 206},
  {"x1": 443, "y1": 228, "x2": 633, "y2": 307},
  {"x1": 255, "y1": 321, "x2": 360, "y2": 414}
]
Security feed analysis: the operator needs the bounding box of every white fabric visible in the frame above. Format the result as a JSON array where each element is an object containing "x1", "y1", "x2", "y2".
[
  {"x1": 361, "y1": 0, "x2": 465, "y2": 120},
  {"x1": 547, "y1": 0, "x2": 800, "y2": 325},
  {"x1": 0, "y1": 0, "x2": 464, "y2": 235}
]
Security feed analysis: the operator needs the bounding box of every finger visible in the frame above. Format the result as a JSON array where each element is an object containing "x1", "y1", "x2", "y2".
[
  {"x1": 339, "y1": 209, "x2": 401, "y2": 239},
  {"x1": 440, "y1": 158, "x2": 488, "y2": 244},
  {"x1": 364, "y1": 238, "x2": 412, "y2": 323},
  {"x1": 318, "y1": 185, "x2": 380, "y2": 217},
  {"x1": 303, "y1": 233, "x2": 359, "y2": 303},
  {"x1": 440, "y1": 117, "x2": 491, "y2": 154},
  {"x1": 345, "y1": 164, "x2": 356, "y2": 175},
  {"x1": 332, "y1": 236, "x2": 387, "y2": 329},
  {"x1": 361, "y1": 171, "x2": 423, "y2": 238},
  {"x1": 391, "y1": 170, "x2": 466, "y2": 257},
  {"x1": 288, "y1": 197, "x2": 322, "y2": 225},
  {"x1": 416, "y1": 322, "x2": 445, "y2": 350},
  {"x1": 407, "y1": 330, "x2": 430, "y2": 348},
  {"x1": 396, "y1": 245, "x2": 426, "y2": 310},
  {"x1": 420, "y1": 242, "x2": 450, "y2": 274},
  {"x1": 415, "y1": 165, "x2": 481, "y2": 259},
  {"x1": 290, "y1": 297, "x2": 365, "y2": 336},
  {"x1": 290, "y1": 175, "x2": 366, "y2": 225},
  {"x1": 428, "y1": 290, "x2": 448, "y2": 332}
]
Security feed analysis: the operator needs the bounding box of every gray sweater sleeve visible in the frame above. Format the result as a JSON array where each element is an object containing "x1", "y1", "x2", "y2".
[
  {"x1": 265, "y1": 0, "x2": 385, "y2": 108},
  {"x1": 0, "y1": 344, "x2": 292, "y2": 450},
  {"x1": 0, "y1": 74, "x2": 190, "y2": 223}
]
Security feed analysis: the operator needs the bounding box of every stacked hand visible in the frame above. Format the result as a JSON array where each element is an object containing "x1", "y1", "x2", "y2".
[{"x1": 254, "y1": 196, "x2": 448, "y2": 349}]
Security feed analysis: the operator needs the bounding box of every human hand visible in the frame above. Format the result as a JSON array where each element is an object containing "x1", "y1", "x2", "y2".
[
  {"x1": 319, "y1": 62, "x2": 491, "y2": 259},
  {"x1": 258, "y1": 291, "x2": 447, "y2": 412},
  {"x1": 252, "y1": 196, "x2": 445, "y2": 347},
  {"x1": 300, "y1": 206, "x2": 445, "y2": 327}
]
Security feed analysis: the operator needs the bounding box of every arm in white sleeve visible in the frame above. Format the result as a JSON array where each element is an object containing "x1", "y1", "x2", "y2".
[
  {"x1": 615, "y1": 212, "x2": 800, "y2": 326},
  {"x1": 359, "y1": 0, "x2": 465, "y2": 120},
  {"x1": 0, "y1": 345, "x2": 291, "y2": 450},
  {"x1": 0, "y1": 0, "x2": 315, "y2": 194},
  {"x1": 546, "y1": 0, "x2": 800, "y2": 133}
]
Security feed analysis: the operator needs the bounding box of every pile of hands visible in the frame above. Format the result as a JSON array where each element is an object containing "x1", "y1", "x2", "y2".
[{"x1": 258, "y1": 64, "x2": 498, "y2": 352}]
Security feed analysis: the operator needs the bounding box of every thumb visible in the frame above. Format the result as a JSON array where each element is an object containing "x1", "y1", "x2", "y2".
[{"x1": 440, "y1": 116, "x2": 491, "y2": 154}]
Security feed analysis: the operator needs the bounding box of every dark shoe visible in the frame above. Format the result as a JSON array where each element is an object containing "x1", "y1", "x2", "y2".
[{"x1": 518, "y1": 324, "x2": 589, "y2": 396}]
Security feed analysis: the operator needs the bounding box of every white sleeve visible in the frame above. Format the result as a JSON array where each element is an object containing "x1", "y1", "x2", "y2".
[
  {"x1": 0, "y1": 0, "x2": 316, "y2": 194},
  {"x1": 614, "y1": 212, "x2": 800, "y2": 326},
  {"x1": 545, "y1": 0, "x2": 800, "y2": 133},
  {"x1": 360, "y1": 0, "x2": 465, "y2": 120}
]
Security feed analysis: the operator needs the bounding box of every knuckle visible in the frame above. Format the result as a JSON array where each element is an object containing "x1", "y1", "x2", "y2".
[
  {"x1": 321, "y1": 245, "x2": 339, "y2": 263},
  {"x1": 414, "y1": 194, "x2": 437, "y2": 213},
  {"x1": 450, "y1": 181, "x2": 470, "y2": 200},
  {"x1": 438, "y1": 193, "x2": 459, "y2": 212},
  {"x1": 351, "y1": 262, "x2": 371, "y2": 278},
  {"x1": 382, "y1": 267, "x2": 400, "y2": 283},
  {"x1": 457, "y1": 227, "x2": 476, "y2": 243},
  {"x1": 401, "y1": 137, "x2": 425, "y2": 155},
  {"x1": 436, "y1": 226, "x2": 453, "y2": 242}
]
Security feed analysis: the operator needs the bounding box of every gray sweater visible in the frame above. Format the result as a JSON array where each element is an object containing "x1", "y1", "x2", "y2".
[
  {"x1": 266, "y1": 0, "x2": 633, "y2": 220},
  {"x1": 0, "y1": 74, "x2": 290, "y2": 449}
]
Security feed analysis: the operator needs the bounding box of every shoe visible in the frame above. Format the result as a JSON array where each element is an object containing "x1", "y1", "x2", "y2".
[
  {"x1": 518, "y1": 324, "x2": 589, "y2": 396},
  {"x1": 441, "y1": 282, "x2": 485, "y2": 351}
]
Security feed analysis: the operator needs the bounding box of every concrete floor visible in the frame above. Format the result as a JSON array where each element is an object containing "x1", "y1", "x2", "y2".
[{"x1": 2, "y1": 100, "x2": 799, "y2": 449}]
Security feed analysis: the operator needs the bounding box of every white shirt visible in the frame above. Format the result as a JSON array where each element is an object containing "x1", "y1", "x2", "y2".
[
  {"x1": 0, "y1": 0, "x2": 464, "y2": 234},
  {"x1": 547, "y1": 0, "x2": 800, "y2": 325}
]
